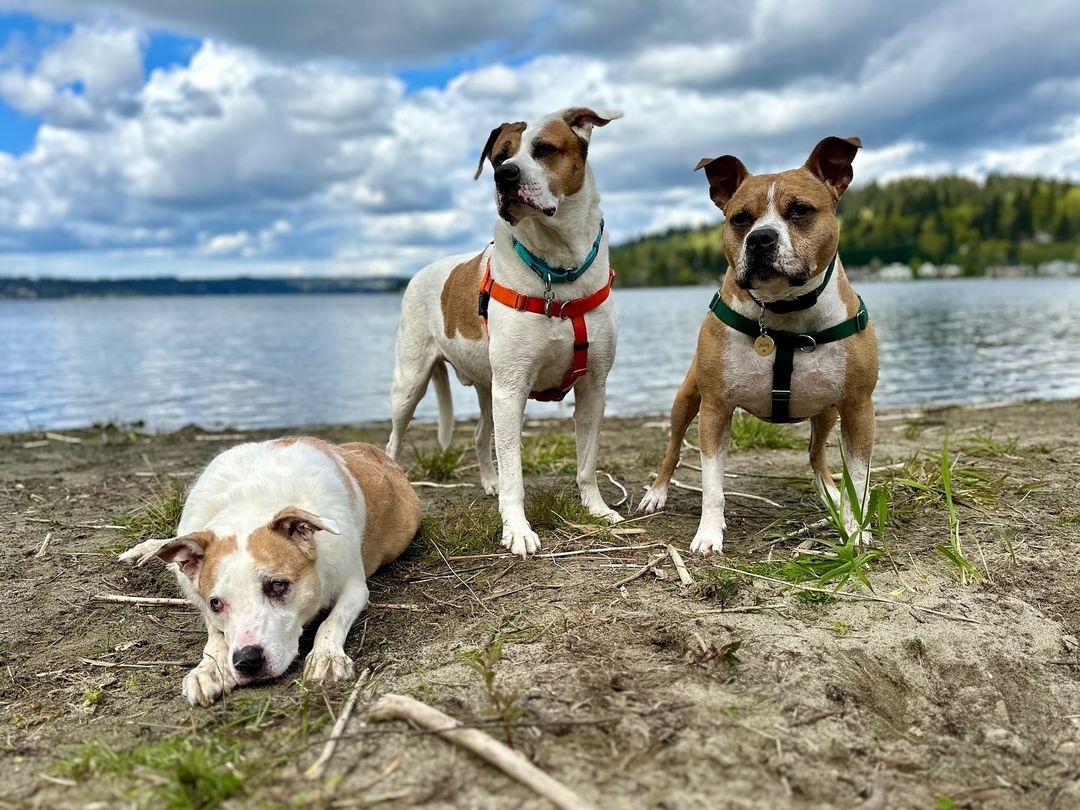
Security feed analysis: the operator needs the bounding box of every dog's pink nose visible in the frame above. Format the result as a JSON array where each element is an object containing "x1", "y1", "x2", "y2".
[{"x1": 232, "y1": 645, "x2": 264, "y2": 676}]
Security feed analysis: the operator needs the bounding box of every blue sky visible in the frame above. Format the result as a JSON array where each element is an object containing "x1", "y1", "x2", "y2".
[{"x1": 0, "y1": 0, "x2": 1077, "y2": 279}]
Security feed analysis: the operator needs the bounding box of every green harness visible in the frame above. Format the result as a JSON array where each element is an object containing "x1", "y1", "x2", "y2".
[{"x1": 708, "y1": 269, "x2": 870, "y2": 423}]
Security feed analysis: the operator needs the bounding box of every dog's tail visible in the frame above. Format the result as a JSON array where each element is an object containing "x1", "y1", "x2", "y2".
[{"x1": 432, "y1": 360, "x2": 454, "y2": 450}]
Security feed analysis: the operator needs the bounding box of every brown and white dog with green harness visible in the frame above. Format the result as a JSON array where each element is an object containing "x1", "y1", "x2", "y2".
[{"x1": 639, "y1": 137, "x2": 878, "y2": 554}]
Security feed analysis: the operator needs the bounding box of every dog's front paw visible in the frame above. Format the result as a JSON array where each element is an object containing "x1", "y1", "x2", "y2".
[
  {"x1": 690, "y1": 529, "x2": 724, "y2": 556},
  {"x1": 590, "y1": 505, "x2": 623, "y2": 523},
  {"x1": 501, "y1": 521, "x2": 541, "y2": 558},
  {"x1": 638, "y1": 486, "x2": 667, "y2": 514},
  {"x1": 305, "y1": 646, "x2": 355, "y2": 683},
  {"x1": 481, "y1": 475, "x2": 499, "y2": 496},
  {"x1": 182, "y1": 661, "x2": 237, "y2": 706}
]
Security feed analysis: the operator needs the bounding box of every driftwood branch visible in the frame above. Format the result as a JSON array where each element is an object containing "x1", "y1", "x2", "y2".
[
  {"x1": 666, "y1": 544, "x2": 694, "y2": 586},
  {"x1": 93, "y1": 593, "x2": 189, "y2": 607},
  {"x1": 369, "y1": 693, "x2": 595, "y2": 810},
  {"x1": 613, "y1": 553, "x2": 665, "y2": 589},
  {"x1": 305, "y1": 669, "x2": 371, "y2": 780}
]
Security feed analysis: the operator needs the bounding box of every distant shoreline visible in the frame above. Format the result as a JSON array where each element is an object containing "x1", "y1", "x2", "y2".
[{"x1": 1, "y1": 266, "x2": 1077, "y2": 300}]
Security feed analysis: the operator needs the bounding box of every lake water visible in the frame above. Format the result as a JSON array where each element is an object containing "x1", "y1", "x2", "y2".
[{"x1": 1, "y1": 278, "x2": 1078, "y2": 433}]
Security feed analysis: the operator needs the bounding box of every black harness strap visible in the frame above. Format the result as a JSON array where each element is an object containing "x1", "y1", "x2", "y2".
[{"x1": 708, "y1": 291, "x2": 870, "y2": 423}]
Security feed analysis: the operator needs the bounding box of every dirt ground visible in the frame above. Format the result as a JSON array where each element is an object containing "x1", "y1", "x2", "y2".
[{"x1": 1, "y1": 400, "x2": 1079, "y2": 809}]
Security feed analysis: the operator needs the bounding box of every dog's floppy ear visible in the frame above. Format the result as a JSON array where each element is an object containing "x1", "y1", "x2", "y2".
[
  {"x1": 695, "y1": 155, "x2": 749, "y2": 210},
  {"x1": 474, "y1": 121, "x2": 526, "y2": 180},
  {"x1": 804, "y1": 136, "x2": 862, "y2": 200},
  {"x1": 269, "y1": 506, "x2": 340, "y2": 559},
  {"x1": 561, "y1": 107, "x2": 622, "y2": 143},
  {"x1": 118, "y1": 531, "x2": 215, "y2": 578}
]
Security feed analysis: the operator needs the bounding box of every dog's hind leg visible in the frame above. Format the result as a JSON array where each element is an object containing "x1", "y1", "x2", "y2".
[
  {"x1": 573, "y1": 374, "x2": 621, "y2": 522},
  {"x1": 475, "y1": 383, "x2": 497, "y2": 495},
  {"x1": 839, "y1": 394, "x2": 875, "y2": 546},
  {"x1": 810, "y1": 406, "x2": 840, "y2": 504},
  {"x1": 385, "y1": 326, "x2": 439, "y2": 464},
  {"x1": 639, "y1": 361, "x2": 701, "y2": 514}
]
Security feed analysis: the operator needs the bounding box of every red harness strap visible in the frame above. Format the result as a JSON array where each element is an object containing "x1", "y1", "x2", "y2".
[{"x1": 478, "y1": 259, "x2": 615, "y2": 402}]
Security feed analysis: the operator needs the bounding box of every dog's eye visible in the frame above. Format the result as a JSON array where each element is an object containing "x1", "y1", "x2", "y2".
[
  {"x1": 532, "y1": 142, "x2": 559, "y2": 159},
  {"x1": 728, "y1": 211, "x2": 753, "y2": 227},
  {"x1": 789, "y1": 202, "x2": 815, "y2": 219},
  {"x1": 264, "y1": 579, "x2": 291, "y2": 599},
  {"x1": 209, "y1": 597, "x2": 223, "y2": 613}
]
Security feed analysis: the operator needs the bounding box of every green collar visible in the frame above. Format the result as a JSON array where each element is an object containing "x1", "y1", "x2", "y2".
[
  {"x1": 750, "y1": 254, "x2": 836, "y2": 314},
  {"x1": 511, "y1": 219, "x2": 604, "y2": 284},
  {"x1": 709, "y1": 289, "x2": 869, "y2": 351}
]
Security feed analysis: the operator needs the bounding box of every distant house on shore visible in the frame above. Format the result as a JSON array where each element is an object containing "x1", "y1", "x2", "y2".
[{"x1": 879, "y1": 263, "x2": 914, "y2": 281}]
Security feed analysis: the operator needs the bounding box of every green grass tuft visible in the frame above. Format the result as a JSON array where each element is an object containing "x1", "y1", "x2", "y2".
[
  {"x1": 416, "y1": 501, "x2": 502, "y2": 556},
  {"x1": 521, "y1": 432, "x2": 576, "y2": 475},
  {"x1": 411, "y1": 445, "x2": 465, "y2": 482},
  {"x1": 524, "y1": 486, "x2": 602, "y2": 531},
  {"x1": 57, "y1": 734, "x2": 249, "y2": 808},
  {"x1": 691, "y1": 568, "x2": 744, "y2": 608},
  {"x1": 959, "y1": 433, "x2": 1019, "y2": 458},
  {"x1": 117, "y1": 480, "x2": 185, "y2": 539},
  {"x1": 728, "y1": 411, "x2": 802, "y2": 453}
]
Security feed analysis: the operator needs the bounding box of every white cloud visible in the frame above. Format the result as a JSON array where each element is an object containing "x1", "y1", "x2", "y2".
[{"x1": 0, "y1": 1, "x2": 1077, "y2": 278}]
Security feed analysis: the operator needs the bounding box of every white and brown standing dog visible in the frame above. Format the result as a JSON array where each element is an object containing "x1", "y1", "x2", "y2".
[
  {"x1": 386, "y1": 107, "x2": 623, "y2": 557},
  {"x1": 639, "y1": 137, "x2": 878, "y2": 554},
  {"x1": 119, "y1": 439, "x2": 419, "y2": 705}
]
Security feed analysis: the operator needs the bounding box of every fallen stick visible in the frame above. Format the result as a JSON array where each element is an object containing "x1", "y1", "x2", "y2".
[
  {"x1": 613, "y1": 553, "x2": 665, "y2": 588},
  {"x1": 93, "y1": 593, "x2": 189, "y2": 607},
  {"x1": 369, "y1": 693, "x2": 596, "y2": 810},
  {"x1": 305, "y1": 669, "x2": 371, "y2": 780},
  {"x1": 598, "y1": 470, "x2": 629, "y2": 508},
  {"x1": 411, "y1": 481, "x2": 475, "y2": 489},
  {"x1": 665, "y1": 477, "x2": 782, "y2": 507},
  {"x1": 370, "y1": 602, "x2": 426, "y2": 612},
  {"x1": 666, "y1": 544, "x2": 694, "y2": 586},
  {"x1": 445, "y1": 542, "x2": 664, "y2": 562},
  {"x1": 45, "y1": 432, "x2": 84, "y2": 444},
  {"x1": 81, "y1": 658, "x2": 192, "y2": 669},
  {"x1": 35, "y1": 532, "x2": 53, "y2": 558}
]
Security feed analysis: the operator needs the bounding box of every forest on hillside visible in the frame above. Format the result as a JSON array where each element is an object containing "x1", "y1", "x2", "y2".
[{"x1": 610, "y1": 175, "x2": 1080, "y2": 286}]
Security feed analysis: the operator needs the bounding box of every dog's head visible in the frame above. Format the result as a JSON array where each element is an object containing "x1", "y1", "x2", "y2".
[
  {"x1": 120, "y1": 506, "x2": 337, "y2": 683},
  {"x1": 696, "y1": 136, "x2": 862, "y2": 300},
  {"x1": 474, "y1": 107, "x2": 622, "y2": 225}
]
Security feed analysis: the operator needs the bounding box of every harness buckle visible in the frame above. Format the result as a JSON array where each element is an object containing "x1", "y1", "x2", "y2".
[
  {"x1": 797, "y1": 334, "x2": 817, "y2": 353},
  {"x1": 514, "y1": 293, "x2": 528, "y2": 312},
  {"x1": 772, "y1": 389, "x2": 792, "y2": 401},
  {"x1": 543, "y1": 282, "x2": 556, "y2": 318}
]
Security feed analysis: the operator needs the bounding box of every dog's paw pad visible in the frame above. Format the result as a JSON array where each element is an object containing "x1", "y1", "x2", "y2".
[
  {"x1": 305, "y1": 648, "x2": 354, "y2": 683},
  {"x1": 501, "y1": 525, "x2": 541, "y2": 558},
  {"x1": 638, "y1": 487, "x2": 667, "y2": 514},
  {"x1": 182, "y1": 664, "x2": 235, "y2": 706},
  {"x1": 689, "y1": 531, "x2": 724, "y2": 556}
]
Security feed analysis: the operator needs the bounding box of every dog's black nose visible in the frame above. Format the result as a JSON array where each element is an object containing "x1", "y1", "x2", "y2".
[
  {"x1": 746, "y1": 227, "x2": 779, "y2": 252},
  {"x1": 232, "y1": 645, "x2": 265, "y2": 676},
  {"x1": 493, "y1": 162, "x2": 520, "y2": 185}
]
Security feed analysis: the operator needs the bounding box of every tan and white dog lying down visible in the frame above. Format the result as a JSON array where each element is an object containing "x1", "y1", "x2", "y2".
[
  {"x1": 640, "y1": 137, "x2": 879, "y2": 554},
  {"x1": 386, "y1": 107, "x2": 623, "y2": 557},
  {"x1": 119, "y1": 438, "x2": 419, "y2": 705}
]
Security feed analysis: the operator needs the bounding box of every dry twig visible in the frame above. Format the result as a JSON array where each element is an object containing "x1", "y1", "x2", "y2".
[
  {"x1": 666, "y1": 544, "x2": 694, "y2": 586},
  {"x1": 369, "y1": 693, "x2": 595, "y2": 810},
  {"x1": 93, "y1": 593, "x2": 189, "y2": 607},
  {"x1": 305, "y1": 669, "x2": 372, "y2": 780}
]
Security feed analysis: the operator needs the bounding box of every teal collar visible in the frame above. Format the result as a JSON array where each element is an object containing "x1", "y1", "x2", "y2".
[{"x1": 511, "y1": 219, "x2": 605, "y2": 284}]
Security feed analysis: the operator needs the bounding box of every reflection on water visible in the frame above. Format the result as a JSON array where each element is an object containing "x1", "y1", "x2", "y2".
[{"x1": 1, "y1": 278, "x2": 1078, "y2": 432}]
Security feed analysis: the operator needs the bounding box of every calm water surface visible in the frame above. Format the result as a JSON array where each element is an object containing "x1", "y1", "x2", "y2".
[{"x1": 1, "y1": 278, "x2": 1078, "y2": 433}]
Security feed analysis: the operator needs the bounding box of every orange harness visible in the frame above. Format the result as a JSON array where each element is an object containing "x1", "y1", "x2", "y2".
[{"x1": 478, "y1": 259, "x2": 615, "y2": 402}]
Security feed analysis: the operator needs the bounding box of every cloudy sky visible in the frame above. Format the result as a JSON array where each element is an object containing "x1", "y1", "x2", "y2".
[{"x1": 0, "y1": 0, "x2": 1077, "y2": 279}]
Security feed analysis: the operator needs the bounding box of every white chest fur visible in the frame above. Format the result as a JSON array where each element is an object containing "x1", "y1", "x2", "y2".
[{"x1": 720, "y1": 268, "x2": 850, "y2": 421}]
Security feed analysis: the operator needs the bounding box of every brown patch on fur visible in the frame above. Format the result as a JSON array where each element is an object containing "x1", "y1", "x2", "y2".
[
  {"x1": 333, "y1": 443, "x2": 420, "y2": 576},
  {"x1": 535, "y1": 118, "x2": 588, "y2": 198},
  {"x1": 196, "y1": 533, "x2": 237, "y2": 601},
  {"x1": 475, "y1": 121, "x2": 526, "y2": 180},
  {"x1": 247, "y1": 524, "x2": 318, "y2": 583},
  {"x1": 440, "y1": 253, "x2": 485, "y2": 341}
]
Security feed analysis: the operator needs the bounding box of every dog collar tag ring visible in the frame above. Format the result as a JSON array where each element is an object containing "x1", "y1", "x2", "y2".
[
  {"x1": 753, "y1": 334, "x2": 776, "y2": 357},
  {"x1": 543, "y1": 281, "x2": 555, "y2": 317}
]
